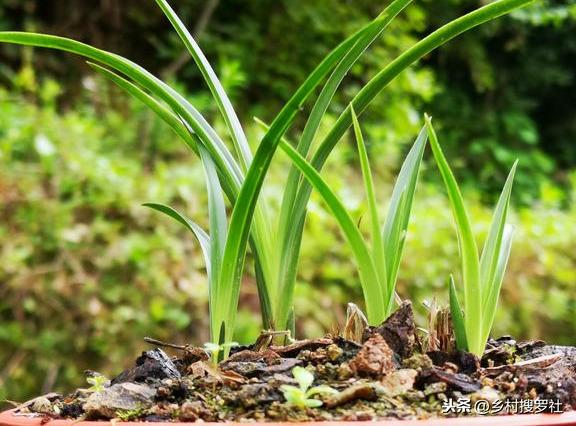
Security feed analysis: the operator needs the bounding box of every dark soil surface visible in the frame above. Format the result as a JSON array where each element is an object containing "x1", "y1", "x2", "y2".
[{"x1": 11, "y1": 302, "x2": 576, "y2": 422}]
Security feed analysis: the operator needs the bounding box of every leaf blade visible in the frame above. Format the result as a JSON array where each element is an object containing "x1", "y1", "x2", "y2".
[
  {"x1": 198, "y1": 145, "x2": 228, "y2": 336},
  {"x1": 480, "y1": 161, "x2": 517, "y2": 307},
  {"x1": 215, "y1": 8, "x2": 414, "y2": 342},
  {"x1": 286, "y1": 1, "x2": 534, "y2": 335},
  {"x1": 279, "y1": 140, "x2": 385, "y2": 324},
  {"x1": 154, "y1": 0, "x2": 252, "y2": 171},
  {"x1": 89, "y1": 60, "x2": 274, "y2": 333},
  {"x1": 351, "y1": 106, "x2": 387, "y2": 295},
  {"x1": 425, "y1": 116, "x2": 482, "y2": 356},
  {"x1": 481, "y1": 224, "x2": 515, "y2": 346},
  {"x1": 87, "y1": 62, "x2": 198, "y2": 156},
  {"x1": 143, "y1": 203, "x2": 211, "y2": 275},
  {"x1": 0, "y1": 31, "x2": 244, "y2": 191},
  {"x1": 382, "y1": 124, "x2": 428, "y2": 309}
]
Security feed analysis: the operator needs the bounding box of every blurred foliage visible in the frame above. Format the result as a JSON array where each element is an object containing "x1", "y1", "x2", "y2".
[
  {"x1": 0, "y1": 0, "x2": 575, "y2": 409},
  {"x1": 0, "y1": 82, "x2": 215, "y2": 404}
]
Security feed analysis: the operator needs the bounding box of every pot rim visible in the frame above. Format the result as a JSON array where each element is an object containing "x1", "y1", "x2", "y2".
[{"x1": 2, "y1": 409, "x2": 576, "y2": 426}]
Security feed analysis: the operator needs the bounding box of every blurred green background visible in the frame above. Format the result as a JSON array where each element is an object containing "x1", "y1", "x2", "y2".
[{"x1": 1, "y1": 0, "x2": 575, "y2": 405}]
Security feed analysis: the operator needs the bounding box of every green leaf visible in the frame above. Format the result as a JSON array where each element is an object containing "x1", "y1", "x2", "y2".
[
  {"x1": 382, "y1": 125, "x2": 428, "y2": 311},
  {"x1": 480, "y1": 161, "x2": 518, "y2": 308},
  {"x1": 280, "y1": 385, "x2": 302, "y2": 402},
  {"x1": 426, "y1": 115, "x2": 482, "y2": 356},
  {"x1": 292, "y1": 366, "x2": 314, "y2": 391},
  {"x1": 143, "y1": 203, "x2": 211, "y2": 275},
  {"x1": 279, "y1": 139, "x2": 385, "y2": 324},
  {"x1": 351, "y1": 106, "x2": 386, "y2": 285},
  {"x1": 351, "y1": 106, "x2": 398, "y2": 314},
  {"x1": 0, "y1": 0, "x2": 532, "y2": 356},
  {"x1": 277, "y1": 0, "x2": 412, "y2": 236},
  {"x1": 85, "y1": 63, "x2": 246, "y2": 202},
  {"x1": 280, "y1": 385, "x2": 300, "y2": 394},
  {"x1": 449, "y1": 275, "x2": 468, "y2": 351},
  {"x1": 198, "y1": 146, "x2": 228, "y2": 335},
  {"x1": 87, "y1": 62, "x2": 198, "y2": 156},
  {"x1": 477, "y1": 160, "x2": 517, "y2": 347},
  {"x1": 287, "y1": 0, "x2": 534, "y2": 332},
  {"x1": 382, "y1": 189, "x2": 408, "y2": 314},
  {"x1": 307, "y1": 385, "x2": 339, "y2": 397},
  {"x1": 89, "y1": 60, "x2": 274, "y2": 335},
  {"x1": 309, "y1": 0, "x2": 535, "y2": 175},
  {"x1": 481, "y1": 223, "x2": 515, "y2": 346},
  {"x1": 154, "y1": 0, "x2": 252, "y2": 172}
]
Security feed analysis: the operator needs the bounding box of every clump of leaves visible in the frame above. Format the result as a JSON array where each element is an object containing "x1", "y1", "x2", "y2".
[
  {"x1": 425, "y1": 116, "x2": 517, "y2": 356},
  {"x1": 281, "y1": 367, "x2": 337, "y2": 409},
  {"x1": 280, "y1": 107, "x2": 427, "y2": 324},
  {"x1": 0, "y1": 0, "x2": 534, "y2": 354}
]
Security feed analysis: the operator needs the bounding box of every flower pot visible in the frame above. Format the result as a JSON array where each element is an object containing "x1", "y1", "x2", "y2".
[{"x1": 2, "y1": 409, "x2": 576, "y2": 426}]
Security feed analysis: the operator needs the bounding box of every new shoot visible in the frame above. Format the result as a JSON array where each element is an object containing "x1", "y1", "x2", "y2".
[
  {"x1": 280, "y1": 108, "x2": 427, "y2": 325},
  {"x1": 425, "y1": 115, "x2": 517, "y2": 357},
  {"x1": 281, "y1": 367, "x2": 337, "y2": 409}
]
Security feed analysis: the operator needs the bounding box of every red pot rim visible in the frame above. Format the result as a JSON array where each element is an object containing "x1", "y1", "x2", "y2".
[{"x1": 2, "y1": 409, "x2": 576, "y2": 426}]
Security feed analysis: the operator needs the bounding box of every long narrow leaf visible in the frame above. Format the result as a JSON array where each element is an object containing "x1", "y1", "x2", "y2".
[
  {"x1": 87, "y1": 62, "x2": 200, "y2": 157},
  {"x1": 351, "y1": 107, "x2": 386, "y2": 287},
  {"x1": 143, "y1": 203, "x2": 211, "y2": 275},
  {"x1": 90, "y1": 60, "x2": 274, "y2": 332},
  {"x1": 198, "y1": 146, "x2": 228, "y2": 332},
  {"x1": 480, "y1": 161, "x2": 518, "y2": 307},
  {"x1": 382, "y1": 125, "x2": 428, "y2": 299},
  {"x1": 383, "y1": 189, "x2": 408, "y2": 315},
  {"x1": 154, "y1": 0, "x2": 252, "y2": 171},
  {"x1": 279, "y1": 140, "x2": 385, "y2": 324},
  {"x1": 0, "y1": 30, "x2": 280, "y2": 337},
  {"x1": 426, "y1": 116, "x2": 482, "y2": 356},
  {"x1": 276, "y1": 0, "x2": 412, "y2": 250},
  {"x1": 290, "y1": 0, "x2": 534, "y2": 237},
  {"x1": 481, "y1": 224, "x2": 515, "y2": 346},
  {"x1": 309, "y1": 0, "x2": 534, "y2": 174},
  {"x1": 86, "y1": 61, "x2": 247, "y2": 212}
]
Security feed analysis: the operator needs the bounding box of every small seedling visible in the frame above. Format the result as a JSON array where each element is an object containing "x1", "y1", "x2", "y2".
[
  {"x1": 86, "y1": 375, "x2": 109, "y2": 393},
  {"x1": 281, "y1": 367, "x2": 337, "y2": 409}
]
